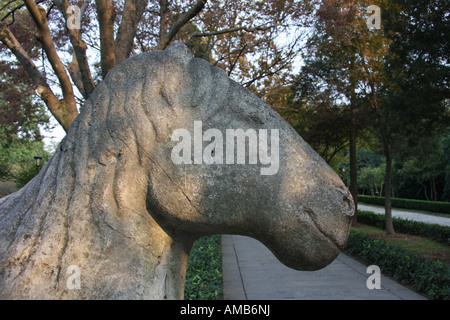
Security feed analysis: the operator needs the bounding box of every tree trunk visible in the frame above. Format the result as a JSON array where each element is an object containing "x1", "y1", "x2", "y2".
[
  {"x1": 159, "y1": 0, "x2": 169, "y2": 40},
  {"x1": 383, "y1": 136, "x2": 395, "y2": 235},
  {"x1": 115, "y1": 0, "x2": 149, "y2": 65},
  {"x1": 431, "y1": 178, "x2": 437, "y2": 201},
  {"x1": 420, "y1": 181, "x2": 429, "y2": 201},
  {"x1": 57, "y1": 0, "x2": 96, "y2": 98},
  {"x1": 96, "y1": 0, "x2": 117, "y2": 79},
  {"x1": 349, "y1": 102, "x2": 358, "y2": 224},
  {"x1": 1, "y1": 0, "x2": 211, "y2": 133}
]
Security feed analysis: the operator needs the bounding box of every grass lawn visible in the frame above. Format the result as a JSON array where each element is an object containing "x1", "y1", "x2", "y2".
[{"x1": 352, "y1": 223, "x2": 450, "y2": 266}]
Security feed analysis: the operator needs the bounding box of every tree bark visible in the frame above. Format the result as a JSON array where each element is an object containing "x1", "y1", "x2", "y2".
[
  {"x1": 23, "y1": 0, "x2": 78, "y2": 130},
  {"x1": 115, "y1": 0, "x2": 149, "y2": 65},
  {"x1": 56, "y1": 0, "x2": 96, "y2": 98},
  {"x1": 96, "y1": 0, "x2": 117, "y2": 79},
  {"x1": 383, "y1": 134, "x2": 395, "y2": 235},
  {"x1": 159, "y1": 0, "x2": 169, "y2": 40}
]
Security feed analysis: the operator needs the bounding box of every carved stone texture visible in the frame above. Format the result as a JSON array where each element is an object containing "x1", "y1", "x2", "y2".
[{"x1": 0, "y1": 41, "x2": 354, "y2": 299}]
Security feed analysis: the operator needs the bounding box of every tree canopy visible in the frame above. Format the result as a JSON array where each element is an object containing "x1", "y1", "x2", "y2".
[
  {"x1": 284, "y1": 0, "x2": 449, "y2": 233},
  {"x1": 1, "y1": 0, "x2": 315, "y2": 131}
]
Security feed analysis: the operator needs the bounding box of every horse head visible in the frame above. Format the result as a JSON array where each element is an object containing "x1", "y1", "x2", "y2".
[{"x1": 0, "y1": 41, "x2": 353, "y2": 299}]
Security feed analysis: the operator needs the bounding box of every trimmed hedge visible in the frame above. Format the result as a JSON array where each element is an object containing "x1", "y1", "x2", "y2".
[
  {"x1": 357, "y1": 210, "x2": 450, "y2": 245},
  {"x1": 346, "y1": 230, "x2": 450, "y2": 300},
  {"x1": 358, "y1": 195, "x2": 450, "y2": 214}
]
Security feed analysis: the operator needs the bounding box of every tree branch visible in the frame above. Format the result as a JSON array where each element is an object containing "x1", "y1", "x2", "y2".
[
  {"x1": 23, "y1": 0, "x2": 78, "y2": 128},
  {"x1": 190, "y1": 24, "x2": 278, "y2": 38},
  {"x1": 158, "y1": 0, "x2": 169, "y2": 41},
  {"x1": 0, "y1": 0, "x2": 18, "y2": 13},
  {"x1": 95, "y1": 0, "x2": 116, "y2": 78},
  {"x1": 243, "y1": 56, "x2": 288, "y2": 88},
  {"x1": 228, "y1": 43, "x2": 247, "y2": 76},
  {"x1": 55, "y1": 0, "x2": 95, "y2": 98},
  {"x1": 67, "y1": 53, "x2": 86, "y2": 97},
  {"x1": 154, "y1": 0, "x2": 207, "y2": 50},
  {"x1": 0, "y1": 21, "x2": 73, "y2": 131},
  {"x1": 115, "y1": 0, "x2": 148, "y2": 64},
  {"x1": 0, "y1": 0, "x2": 46, "y2": 22},
  {"x1": 0, "y1": 21, "x2": 48, "y2": 91}
]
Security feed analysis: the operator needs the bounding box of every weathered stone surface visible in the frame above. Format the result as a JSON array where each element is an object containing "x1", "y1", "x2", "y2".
[{"x1": 0, "y1": 41, "x2": 354, "y2": 299}]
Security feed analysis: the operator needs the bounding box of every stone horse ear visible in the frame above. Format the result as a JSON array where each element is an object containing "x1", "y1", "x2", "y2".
[{"x1": 0, "y1": 41, "x2": 354, "y2": 300}]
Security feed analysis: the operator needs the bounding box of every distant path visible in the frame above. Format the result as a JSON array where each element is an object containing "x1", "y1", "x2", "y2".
[{"x1": 358, "y1": 203, "x2": 450, "y2": 227}]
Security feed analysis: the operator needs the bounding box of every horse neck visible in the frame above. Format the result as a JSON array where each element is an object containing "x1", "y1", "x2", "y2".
[{"x1": 0, "y1": 129, "x2": 194, "y2": 299}]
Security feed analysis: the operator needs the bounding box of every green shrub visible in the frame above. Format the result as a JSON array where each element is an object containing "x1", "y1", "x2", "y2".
[
  {"x1": 184, "y1": 235, "x2": 223, "y2": 300},
  {"x1": 346, "y1": 230, "x2": 450, "y2": 300},
  {"x1": 14, "y1": 165, "x2": 41, "y2": 189},
  {"x1": 0, "y1": 181, "x2": 17, "y2": 198},
  {"x1": 357, "y1": 210, "x2": 450, "y2": 245},
  {"x1": 358, "y1": 195, "x2": 450, "y2": 214}
]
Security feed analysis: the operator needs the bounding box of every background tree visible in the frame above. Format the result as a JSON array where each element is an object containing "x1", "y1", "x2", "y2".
[
  {"x1": 372, "y1": 0, "x2": 450, "y2": 233},
  {"x1": 1, "y1": 0, "x2": 315, "y2": 132},
  {"x1": 286, "y1": 0, "x2": 389, "y2": 223},
  {"x1": 0, "y1": 59, "x2": 50, "y2": 191},
  {"x1": 396, "y1": 133, "x2": 449, "y2": 201},
  {"x1": 283, "y1": 0, "x2": 449, "y2": 234},
  {"x1": 359, "y1": 165, "x2": 385, "y2": 196}
]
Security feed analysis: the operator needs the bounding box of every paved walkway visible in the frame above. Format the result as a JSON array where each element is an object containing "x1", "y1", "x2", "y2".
[
  {"x1": 222, "y1": 205, "x2": 449, "y2": 300},
  {"x1": 358, "y1": 203, "x2": 450, "y2": 227},
  {"x1": 222, "y1": 234, "x2": 427, "y2": 300}
]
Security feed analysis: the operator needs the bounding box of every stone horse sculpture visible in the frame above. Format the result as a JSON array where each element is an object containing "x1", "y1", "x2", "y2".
[{"x1": 0, "y1": 41, "x2": 354, "y2": 299}]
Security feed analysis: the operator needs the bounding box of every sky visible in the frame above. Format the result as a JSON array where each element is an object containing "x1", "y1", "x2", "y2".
[{"x1": 42, "y1": 117, "x2": 66, "y2": 153}]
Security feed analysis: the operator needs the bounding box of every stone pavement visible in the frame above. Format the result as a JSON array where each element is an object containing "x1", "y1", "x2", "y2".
[{"x1": 222, "y1": 234, "x2": 427, "y2": 300}]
